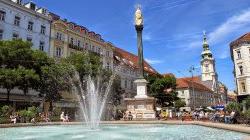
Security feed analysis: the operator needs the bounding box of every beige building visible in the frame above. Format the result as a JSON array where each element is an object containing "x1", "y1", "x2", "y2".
[
  {"x1": 230, "y1": 32, "x2": 250, "y2": 101},
  {"x1": 49, "y1": 13, "x2": 113, "y2": 70},
  {"x1": 46, "y1": 13, "x2": 114, "y2": 116}
]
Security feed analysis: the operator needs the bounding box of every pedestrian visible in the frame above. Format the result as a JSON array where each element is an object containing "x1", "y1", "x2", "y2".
[{"x1": 128, "y1": 111, "x2": 133, "y2": 121}]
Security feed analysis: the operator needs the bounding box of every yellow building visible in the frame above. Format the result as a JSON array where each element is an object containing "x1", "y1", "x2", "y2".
[
  {"x1": 46, "y1": 13, "x2": 114, "y2": 119},
  {"x1": 49, "y1": 13, "x2": 113, "y2": 70}
]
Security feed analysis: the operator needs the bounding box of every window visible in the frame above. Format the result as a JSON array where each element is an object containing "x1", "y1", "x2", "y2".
[
  {"x1": 77, "y1": 40, "x2": 80, "y2": 47},
  {"x1": 26, "y1": 37, "x2": 32, "y2": 42},
  {"x1": 40, "y1": 25, "x2": 46, "y2": 35},
  {"x1": 70, "y1": 38, "x2": 74, "y2": 45},
  {"x1": 241, "y1": 82, "x2": 246, "y2": 93},
  {"x1": 28, "y1": 21, "x2": 34, "y2": 31},
  {"x1": 12, "y1": 33, "x2": 19, "y2": 40},
  {"x1": 0, "y1": 11, "x2": 5, "y2": 21},
  {"x1": 181, "y1": 91, "x2": 185, "y2": 96},
  {"x1": 125, "y1": 79, "x2": 127, "y2": 88},
  {"x1": 239, "y1": 66, "x2": 243, "y2": 75},
  {"x1": 236, "y1": 50, "x2": 241, "y2": 59},
  {"x1": 92, "y1": 46, "x2": 95, "y2": 52},
  {"x1": 106, "y1": 62, "x2": 110, "y2": 69},
  {"x1": 56, "y1": 47, "x2": 62, "y2": 57},
  {"x1": 106, "y1": 51, "x2": 110, "y2": 57},
  {"x1": 14, "y1": 16, "x2": 20, "y2": 26},
  {"x1": 131, "y1": 81, "x2": 134, "y2": 89},
  {"x1": 0, "y1": 30, "x2": 3, "y2": 40},
  {"x1": 85, "y1": 43, "x2": 88, "y2": 50},
  {"x1": 98, "y1": 48, "x2": 101, "y2": 54},
  {"x1": 56, "y1": 32, "x2": 62, "y2": 40},
  {"x1": 205, "y1": 64, "x2": 209, "y2": 72},
  {"x1": 39, "y1": 41, "x2": 44, "y2": 51}
]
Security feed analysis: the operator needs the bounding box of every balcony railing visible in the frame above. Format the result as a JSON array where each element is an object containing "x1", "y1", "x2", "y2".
[{"x1": 68, "y1": 43, "x2": 84, "y2": 51}]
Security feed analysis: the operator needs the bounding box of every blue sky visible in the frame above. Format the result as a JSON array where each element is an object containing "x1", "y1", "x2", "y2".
[{"x1": 31, "y1": 0, "x2": 250, "y2": 90}]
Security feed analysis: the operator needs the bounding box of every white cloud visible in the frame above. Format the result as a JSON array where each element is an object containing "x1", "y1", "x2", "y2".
[
  {"x1": 209, "y1": 8, "x2": 250, "y2": 44},
  {"x1": 186, "y1": 8, "x2": 250, "y2": 58},
  {"x1": 145, "y1": 58, "x2": 164, "y2": 65}
]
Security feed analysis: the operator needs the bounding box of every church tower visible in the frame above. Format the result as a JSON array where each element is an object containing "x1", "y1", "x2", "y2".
[{"x1": 201, "y1": 31, "x2": 218, "y2": 91}]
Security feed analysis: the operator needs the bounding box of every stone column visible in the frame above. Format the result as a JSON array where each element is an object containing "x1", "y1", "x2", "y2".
[{"x1": 135, "y1": 25, "x2": 144, "y2": 79}]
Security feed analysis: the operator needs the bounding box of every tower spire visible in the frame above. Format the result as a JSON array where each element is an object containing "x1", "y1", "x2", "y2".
[
  {"x1": 203, "y1": 30, "x2": 208, "y2": 45},
  {"x1": 201, "y1": 31, "x2": 212, "y2": 59}
]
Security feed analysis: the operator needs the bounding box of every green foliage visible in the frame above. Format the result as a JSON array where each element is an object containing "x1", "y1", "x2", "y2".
[
  {"x1": 18, "y1": 106, "x2": 38, "y2": 122},
  {"x1": 147, "y1": 74, "x2": 178, "y2": 107},
  {"x1": 243, "y1": 97, "x2": 250, "y2": 109},
  {"x1": 0, "y1": 40, "x2": 51, "y2": 101},
  {"x1": 64, "y1": 52, "x2": 102, "y2": 79},
  {"x1": 0, "y1": 105, "x2": 12, "y2": 117},
  {"x1": 175, "y1": 99, "x2": 186, "y2": 109},
  {"x1": 226, "y1": 102, "x2": 242, "y2": 112},
  {"x1": 40, "y1": 62, "x2": 74, "y2": 102},
  {"x1": 109, "y1": 76, "x2": 124, "y2": 106}
]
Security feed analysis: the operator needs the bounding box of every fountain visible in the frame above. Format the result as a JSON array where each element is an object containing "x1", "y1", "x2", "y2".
[{"x1": 70, "y1": 68, "x2": 117, "y2": 129}]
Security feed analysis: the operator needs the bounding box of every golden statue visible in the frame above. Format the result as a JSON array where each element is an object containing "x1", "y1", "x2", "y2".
[{"x1": 135, "y1": 6, "x2": 143, "y2": 26}]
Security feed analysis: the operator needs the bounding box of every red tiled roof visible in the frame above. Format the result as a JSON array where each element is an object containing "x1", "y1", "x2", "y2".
[
  {"x1": 114, "y1": 47, "x2": 157, "y2": 74},
  {"x1": 176, "y1": 77, "x2": 213, "y2": 92},
  {"x1": 230, "y1": 32, "x2": 250, "y2": 47}
]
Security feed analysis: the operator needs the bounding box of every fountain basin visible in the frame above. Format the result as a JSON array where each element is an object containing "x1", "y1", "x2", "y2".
[{"x1": 0, "y1": 122, "x2": 249, "y2": 140}]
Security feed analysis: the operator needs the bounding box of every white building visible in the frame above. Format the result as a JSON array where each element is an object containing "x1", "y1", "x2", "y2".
[
  {"x1": 0, "y1": 0, "x2": 51, "y2": 53},
  {"x1": 230, "y1": 32, "x2": 250, "y2": 101},
  {"x1": 176, "y1": 76, "x2": 214, "y2": 109}
]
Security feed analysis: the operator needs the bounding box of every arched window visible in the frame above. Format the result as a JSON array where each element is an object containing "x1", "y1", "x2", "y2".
[{"x1": 239, "y1": 66, "x2": 243, "y2": 75}]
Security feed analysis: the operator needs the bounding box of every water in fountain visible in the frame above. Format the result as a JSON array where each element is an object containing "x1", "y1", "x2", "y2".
[{"x1": 70, "y1": 69, "x2": 117, "y2": 129}]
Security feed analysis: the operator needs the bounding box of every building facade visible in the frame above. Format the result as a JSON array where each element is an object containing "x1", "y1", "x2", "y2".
[
  {"x1": 230, "y1": 32, "x2": 250, "y2": 101},
  {"x1": 0, "y1": 0, "x2": 51, "y2": 53},
  {"x1": 113, "y1": 46, "x2": 157, "y2": 98},
  {"x1": 176, "y1": 77, "x2": 214, "y2": 109},
  {"x1": 49, "y1": 13, "x2": 113, "y2": 70},
  {"x1": 0, "y1": 0, "x2": 51, "y2": 109}
]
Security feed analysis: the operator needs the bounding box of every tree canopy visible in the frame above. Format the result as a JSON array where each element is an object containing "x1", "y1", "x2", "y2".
[{"x1": 146, "y1": 74, "x2": 179, "y2": 107}]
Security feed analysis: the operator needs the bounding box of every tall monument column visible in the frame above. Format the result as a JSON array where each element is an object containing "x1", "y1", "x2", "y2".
[
  {"x1": 124, "y1": 6, "x2": 155, "y2": 120},
  {"x1": 134, "y1": 6, "x2": 148, "y2": 98}
]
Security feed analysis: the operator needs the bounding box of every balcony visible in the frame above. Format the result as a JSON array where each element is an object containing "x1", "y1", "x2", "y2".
[{"x1": 68, "y1": 43, "x2": 84, "y2": 51}]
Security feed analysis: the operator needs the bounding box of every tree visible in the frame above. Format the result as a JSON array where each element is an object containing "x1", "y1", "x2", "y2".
[
  {"x1": 0, "y1": 40, "x2": 51, "y2": 98},
  {"x1": 108, "y1": 76, "x2": 124, "y2": 107},
  {"x1": 147, "y1": 74, "x2": 179, "y2": 107},
  {"x1": 175, "y1": 99, "x2": 186, "y2": 109},
  {"x1": 0, "y1": 68, "x2": 21, "y2": 102},
  {"x1": 226, "y1": 102, "x2": 242, "y2": 112},
  {"x1": 64, "y1": 52, "x2": 102, "y2": 82},
  {"x1": 39, "y1": 62, "x2": 74, "y2": 108},
  {"x1": 17, "y1": 67, "x2": 39, "y2": 95},
  {"x1": 243, "y1": 97, "x2": 250, "y2": 109}
]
